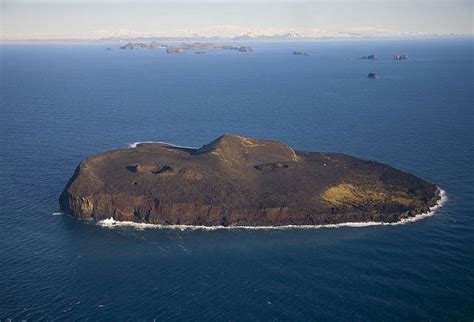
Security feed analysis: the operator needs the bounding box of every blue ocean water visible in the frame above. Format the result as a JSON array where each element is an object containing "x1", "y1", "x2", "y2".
[{"x1": 0, "y1": 39, "x2": 473, "y2": 320}]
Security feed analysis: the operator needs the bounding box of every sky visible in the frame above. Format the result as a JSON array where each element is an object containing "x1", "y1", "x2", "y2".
[{"x1": 1, "y1": 0, "x2": 473, "y2": 40}]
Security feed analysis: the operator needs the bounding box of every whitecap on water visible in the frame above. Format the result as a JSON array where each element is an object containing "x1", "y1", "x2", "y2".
[{"x1": 52, "y1": 212, "x2": 64, "y2": 216}]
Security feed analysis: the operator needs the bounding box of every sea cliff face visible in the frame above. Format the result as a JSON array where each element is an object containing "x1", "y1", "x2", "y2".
[{"x1": 60, "y1": 135, "x2": 440, "y2": 226}]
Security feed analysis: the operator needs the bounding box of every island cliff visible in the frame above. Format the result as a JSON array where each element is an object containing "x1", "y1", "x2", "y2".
[{"x1": 60, "y1": 135, "x2": 440, "y2": 226}]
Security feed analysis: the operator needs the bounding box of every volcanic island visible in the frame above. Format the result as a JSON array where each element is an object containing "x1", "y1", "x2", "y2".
[{"x1": 60, "y1": 135, "x2": 441, "y2": 227}]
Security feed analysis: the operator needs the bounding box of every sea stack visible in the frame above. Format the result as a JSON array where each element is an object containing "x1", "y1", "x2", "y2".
[
  {"x1": 368, "y1": 73, "x2": 379, "y2": 79},
  {"x1": 60, "y1": 135, "x2": 440, "y2": 227},
  {"x1": 393, "y1": 54, "x2": 408, "y2": 60}
]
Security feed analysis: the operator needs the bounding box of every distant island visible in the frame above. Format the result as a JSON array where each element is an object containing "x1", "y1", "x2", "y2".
[
  {"x1": 393, "y1": 54, "x2": 409, "y2": 60},
  {"x1": 60, "y1": 135, "x2": 441, "y2": 227},
  {"x1": 360, "y1": 54, "x2": 377, "y2": 60},
  {"x1": 293, "y1": 51, "x2": 309, "y2": 56},
  {"x1": 119, "y1": 41, "x2": 253, "y2": 54},
  {"x1": 166, "y1": 47, "x2": 187, "y2": 54},
  {"x1": 368, "y1": 72, "x2": 379, "y2": 79}
]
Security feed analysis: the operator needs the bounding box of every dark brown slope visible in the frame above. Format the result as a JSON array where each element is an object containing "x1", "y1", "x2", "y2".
[{"x1": 59, "y1": 135, "x2": 440, "y2": 226}]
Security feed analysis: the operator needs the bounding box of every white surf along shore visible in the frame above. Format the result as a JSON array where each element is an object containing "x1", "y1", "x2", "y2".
[
  {"x1": 129, "y1": 141, "x2": 197, "y2": 149},
  {"x1": 96, "y1": 188, "x2": 447, "y2": 231}
]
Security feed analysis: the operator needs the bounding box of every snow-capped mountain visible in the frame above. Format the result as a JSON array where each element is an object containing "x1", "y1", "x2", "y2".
[
  {"x1": 2, "y1": 25, "x2": 457, "y2": 41},
  {"x1": 96, "y1": 25, "x2": 435, "y2": 40}
]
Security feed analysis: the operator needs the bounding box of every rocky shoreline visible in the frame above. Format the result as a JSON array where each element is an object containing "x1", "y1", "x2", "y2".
[{"x1": 96, "y1": 189, "x2": 445, "y2": 230}]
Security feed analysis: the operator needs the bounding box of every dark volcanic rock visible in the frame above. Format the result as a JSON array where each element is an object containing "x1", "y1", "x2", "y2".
[{"x1": 60, "y1": 135, "x2": 440, "y2": 226}]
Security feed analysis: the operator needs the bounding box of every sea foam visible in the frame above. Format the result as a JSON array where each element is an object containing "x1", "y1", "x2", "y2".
[
  {"x1": 97, "y1": 189, "x2": 447, "y2": 231},
  {"x1": 128, "y1": 141, "x2": 197, "y2": 149}
]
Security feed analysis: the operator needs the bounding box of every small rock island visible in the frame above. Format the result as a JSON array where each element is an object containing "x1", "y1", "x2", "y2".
[
  {"x1": 293, "y1": 51, "x2": 309, "y2": 56},
  {"x1": 393, "y1": 54, "x2": 408, "y2": 60},
  {"x1": 60, "y1": 135, "x2": 440, "y2": 227},
  {"x1": 360, "y1": 54, "x2": 377, "y2": 60},
  {"x1": 368, "y1": 72, "x2": 379, "y2": 79}
]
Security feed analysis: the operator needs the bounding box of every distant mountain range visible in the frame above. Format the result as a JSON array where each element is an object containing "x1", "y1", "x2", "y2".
[
  {"x1": 97, "y1": 26, "x2": 459, "y2": 41},
  {"x1": 2, "y1": 25, "x2": 464, "y2": 42}
]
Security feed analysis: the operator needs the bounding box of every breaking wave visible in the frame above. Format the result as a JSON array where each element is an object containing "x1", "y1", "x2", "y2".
[{"x1": 97, "y1": 189, "x2": 447, "y2": 231}]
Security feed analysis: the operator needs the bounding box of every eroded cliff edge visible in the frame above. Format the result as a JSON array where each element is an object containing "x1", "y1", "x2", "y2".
[{"x1": 60, "y1": 135, "x2": 440, "y2": 226}]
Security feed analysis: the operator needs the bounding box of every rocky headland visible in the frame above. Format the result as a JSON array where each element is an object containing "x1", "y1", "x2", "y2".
[{"x1": 60, "y1": 135, "x2": 440, "y2": 227}]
